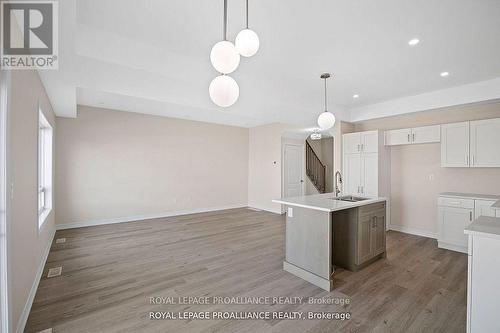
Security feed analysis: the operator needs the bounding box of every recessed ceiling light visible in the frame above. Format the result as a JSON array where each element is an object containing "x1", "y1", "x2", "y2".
[
  {"x1": 353, "y1": 94, "x2": 359, "y2": 99},
  {"x1": 440, "y1": 72, "x2": 450, "y2": 77},
  {"x1": 408, "y1": 38, "x2": 420, "y2": 46}
]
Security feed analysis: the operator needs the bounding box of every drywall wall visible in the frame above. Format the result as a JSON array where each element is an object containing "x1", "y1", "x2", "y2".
[
  {"x1": 248, "y1": 123, "x2": 291, "y2": 213},
  {"x1": 56, "y1": 106, "x2": 249, "y2": 225},
  {"x1": 354, "y1": 101, "x2": 500, "y2": 236},
  {"x1": 7, "y1": 69, "x2": 56, "y2": 331}
]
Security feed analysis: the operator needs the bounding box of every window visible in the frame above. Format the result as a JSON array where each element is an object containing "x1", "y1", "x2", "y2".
[{"x1": 38, "y1": 109, "x2": 52, "y2": 227}]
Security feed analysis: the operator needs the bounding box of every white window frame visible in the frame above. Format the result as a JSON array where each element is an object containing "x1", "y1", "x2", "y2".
[
  {"x1": 38, "y1": 108, "x2": 52, "y2": 228},
  {"x1": 0, "y1": 70, "x2": 10, "y2": 333}
]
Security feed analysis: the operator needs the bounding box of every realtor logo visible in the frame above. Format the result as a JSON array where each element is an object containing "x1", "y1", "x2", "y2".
[{"x1": 1, "y1": 1, "x2": 58, "y2": 69}]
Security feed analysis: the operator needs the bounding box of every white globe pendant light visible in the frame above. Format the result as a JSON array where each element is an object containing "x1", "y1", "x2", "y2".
[
  {"x1": 209, "y1": 75, "x2": 239, "y2": 107},
  {"x1": 210, "y1": 0, "x2": 240, "y2": 74},
  {"x1": 235, "y1": 0, "x2": 259, "y2": 57},
  {"x1": 317, "y1": 73, "x2": 336, "y2": 130},
  {"x1": 210, "y1": 41, "x2": 240, "y2": 74},
  {"x1": 318, "y1": 111, "x2": 336, "y2": 130}
]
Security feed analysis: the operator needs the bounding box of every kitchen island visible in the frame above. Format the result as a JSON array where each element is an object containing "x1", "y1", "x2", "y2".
[{"x1": 272, "y1": 193, "x2": 387, "y2": 291}]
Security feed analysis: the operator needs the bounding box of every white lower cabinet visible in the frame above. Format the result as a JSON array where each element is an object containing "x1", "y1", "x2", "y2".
[
  {"x1": 474, "y1": 200, "x2": 497, "y2": 219},
  {"x1": 438, "y1": 195, "x2": 500, "y2": 253},
  {"x1": 438, "y1": 205, "x2": 473, "y2": 253}
]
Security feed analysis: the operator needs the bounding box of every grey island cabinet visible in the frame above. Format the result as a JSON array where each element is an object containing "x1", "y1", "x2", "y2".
[{"x1": 272, "y1": 193, "x2": 387, "y2": 291}]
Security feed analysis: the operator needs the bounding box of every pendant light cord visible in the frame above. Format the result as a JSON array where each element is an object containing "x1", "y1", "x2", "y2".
[
  {"x1": 246, "y1": 0, "x2": 249, "y2": 29},
  {"x1": 324, "y1": 77, "x2": 328, "y2": 112},
  {"x1": 223, "y1": 0, "x2": 227, "y2": 40}
]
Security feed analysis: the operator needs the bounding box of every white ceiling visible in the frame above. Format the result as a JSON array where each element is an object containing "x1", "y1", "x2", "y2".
[{"x1": 40, "y1": 0, "x2": 500, "y2": 128}]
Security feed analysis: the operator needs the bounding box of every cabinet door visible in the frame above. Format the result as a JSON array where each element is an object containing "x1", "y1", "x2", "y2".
[
  {"x1": 343, "y1": 133, "x2": 361, "y2": 154},
  {"x1": 412, "y1": 125, "x2": 440, "y2": 144},
  {"x1": 474, "y1": 200, "x2": 497, "y2": 219},
  {"x1": 438, "y1": 206, "x2": 473, "y2": 248},
  {"x1": 372, "y1": 214, "x2": 386, "y2": 256},
  {"x1": 361, "y1": 153, "x2": 378, "y2": 197},
  {"x1": 361, "y1": 131, "x2": 379, "y2": 153},
  {"x1": 441, "y1": 122, "x2": 470, "y2": 167},
  {"x1": 385, "y1": 128, "x2": 412, "y2": 146},
  {"x1": 343, "y1": 153, "x2": 361, "y2": 195},
  {"x1": 470, "y1": 118, "x2": 500, "y2": 167},
  {"x1": 357, "y1": 215, "x2": 373, "y2": 265}
]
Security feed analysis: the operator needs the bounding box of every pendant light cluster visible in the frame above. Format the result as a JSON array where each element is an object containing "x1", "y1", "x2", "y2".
[
  {"x1": 317, "y1": 73, "x2": 336, "y2": 130},
  {"x1": 209, "y1": 0, "x2": 260, "y2": 107}
]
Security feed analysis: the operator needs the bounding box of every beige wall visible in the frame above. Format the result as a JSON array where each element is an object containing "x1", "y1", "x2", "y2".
[
  {"x1": 7, "y1": 70, "x2": 56, "y2": 331},
  {"x1": 354, "y1": 101, "x2": 500, "y2": 236},
  {"x1": 55, "y1": 106, "x2": 249, "y2": 225},
  {"x1": 248, "y1": 123, "x2": 290, "y2": 213}
]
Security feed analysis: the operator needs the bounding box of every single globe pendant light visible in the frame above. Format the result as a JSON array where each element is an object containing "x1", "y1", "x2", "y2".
[
  {"x1": 209, "y1": 75, "x2": 240, "y2": 107},
  {"x1": 235, "y1": 0, "x2": 260, "y2": 57},
  {"x1": 317, "y1": 73, "x2": 336, "y2": 130},
  {"x1": 210, "y1": 0, "x2": 240, "y2": 74}
]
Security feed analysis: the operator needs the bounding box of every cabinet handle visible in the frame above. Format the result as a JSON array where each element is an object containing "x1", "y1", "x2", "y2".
[
  {"x1": 407, "y1": 134, "x2": 410, "y2": 142},
  {"x1": 466, "y1": 155, "x2": 469, "y2": 165},
  {"x1": 357, "y1": 186, "x2": 360, "y2": 193},
  {"x1": 361, "y1": 186, "x2": 364, "y2": 194},
  {"x1": 357, "y1": 144, "x2": 360, "y2": 152},
  {"x1": 470, "y1": 211, "x2": 472, "y2": 221},
  {"x1": 361, "y1": 144, "x2": 364, "y2": 151},
  {"x1": 472, "y1": 155, "x2": 475, "y2": 166},
  {"x1": 412, "y1": 133, "x2": 415, "y2": 142}
]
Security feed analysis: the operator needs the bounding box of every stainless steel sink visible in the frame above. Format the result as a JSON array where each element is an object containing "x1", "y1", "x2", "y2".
[{"x1": 330, "y1": 195, "x2": 369, "y2": 202}]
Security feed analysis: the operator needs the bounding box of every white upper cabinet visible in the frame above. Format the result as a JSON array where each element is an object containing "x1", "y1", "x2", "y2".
[
  {"x1": 385, "y1": 128, "x2": 412, "y2": 146},
  {"x1": 412, "y1": 125, "x2": 441, "y2": 144},
  {"x1": 385, "y1": 125, "x2": 440, "y2": 146},
  {"x1": 361, "y1": 153, "x2": 378, "y2": 196},
  {"x1": 441, "y1": 122, "x2": 470, "y2": 167},
  {"x1": 343, "y1": 131, "x2": 379, "y2": 154},
  {"x1": 361, "y1": 131, "x2": 379, "y2": 153},
  {"x1": 470, "y1": 118, "x2": 500, "y2": 167},
  {"x1": 343, "y1": 153, "x2": 361, "y2": 195},
  {"x1": 343, "y1": 133, "x2": 361, "y2": 154}
]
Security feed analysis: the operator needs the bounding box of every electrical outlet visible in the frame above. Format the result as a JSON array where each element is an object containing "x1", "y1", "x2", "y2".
[
  {"x1": 287, "y1": 207, "x2": 293, "y2": 218},
  {"x1": 429, "y1": 174, "x2": 435, "y2": 181}
]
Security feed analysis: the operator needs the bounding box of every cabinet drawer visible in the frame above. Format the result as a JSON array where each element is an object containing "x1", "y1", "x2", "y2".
[
  {"x1": 359, "y1": 202, "x2": 386, "y2": 216},
  {"x1": 438, "y1": 197, "x2": 474, "y2": 209}
]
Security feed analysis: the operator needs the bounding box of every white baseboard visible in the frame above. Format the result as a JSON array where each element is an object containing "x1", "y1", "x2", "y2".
[
  {"x1": 56, "y1": 203, "x2": 249, "y2": 230},
  {"x1": 388, "y1": 224, "x2": 437, "y2": 239},
  {"x1": 16, "y1": 228, "x2": 55, "y2": 333},
  {"x1": 438, "y1": 241, "x2": 467, "y2": 254}
]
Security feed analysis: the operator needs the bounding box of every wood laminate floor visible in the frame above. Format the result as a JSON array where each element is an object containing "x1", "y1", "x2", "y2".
[{"x1": 26, "y1": 208, "x2": 467, "y2": 333}]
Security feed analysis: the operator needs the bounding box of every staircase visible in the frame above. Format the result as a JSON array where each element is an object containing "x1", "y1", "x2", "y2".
[{"x1": 306, "y1": 140, "x2": 326, "y2": 193}]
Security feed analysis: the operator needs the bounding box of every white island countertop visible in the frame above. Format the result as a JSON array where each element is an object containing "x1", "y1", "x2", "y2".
[
  {"x1": 272, "y1": 193, "x2": 386, "y2": 212},
  {"x1": 465, "y1": 216, "x2": 500, "y2": 240}
]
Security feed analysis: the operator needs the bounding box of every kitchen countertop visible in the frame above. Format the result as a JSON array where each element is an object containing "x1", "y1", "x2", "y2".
[
  {"x1": 272, "y1": 193, "x2": 386, "y2": 212},
  {"x1": 465, "y1": 216, "x2": 500, "y2": 240},
  {"x1": 440, "y1": 192, "x2": 500, "y2": 210}
]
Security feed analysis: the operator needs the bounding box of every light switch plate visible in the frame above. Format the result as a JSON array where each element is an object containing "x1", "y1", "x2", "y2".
[
  {"x1": 47, "y1": 267, "x2": 62, "y2": 278},
  {"x1": 287, "y1": 207, "x2": 293, "y2": 218}
]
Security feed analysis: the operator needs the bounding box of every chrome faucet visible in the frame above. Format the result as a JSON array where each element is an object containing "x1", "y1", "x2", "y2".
[{"x1": 334, "y1": 171, "x2": 343, "y2": 197}]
